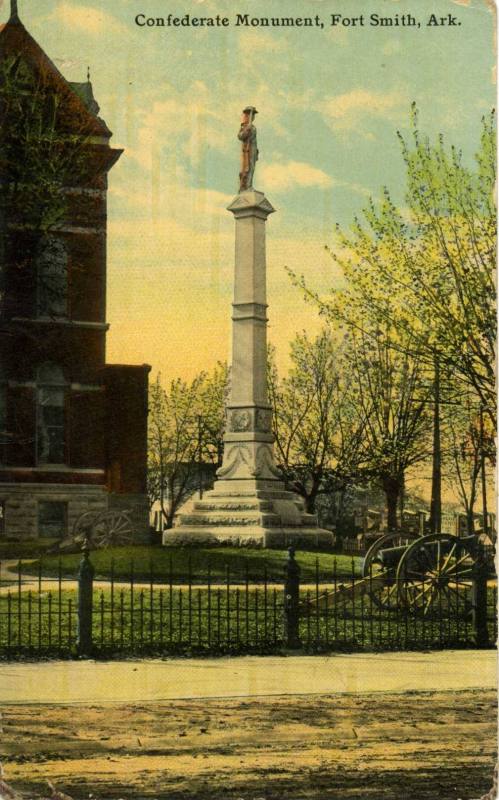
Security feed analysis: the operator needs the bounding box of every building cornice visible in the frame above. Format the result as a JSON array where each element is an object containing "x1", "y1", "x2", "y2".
[{"x1": 10, "y1": 316, "x2": 109, "y2": 331}]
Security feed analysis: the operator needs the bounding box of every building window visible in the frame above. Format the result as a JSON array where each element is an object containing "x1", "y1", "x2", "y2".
[
  {"x1": 37, "y1": 363, "x2": 66, "y2": 465},
  {"x1": 36, "y1": 236, "x2": 68, "y2": 318},
  {"x1": 38, "y1": 501, "x2": 67, "y2": 539},
  {"x1": 0, "y1": 367, "x2": 6, "y2": 457}
]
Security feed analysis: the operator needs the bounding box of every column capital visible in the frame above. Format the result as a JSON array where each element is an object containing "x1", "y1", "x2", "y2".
[{"x1": 227, "y1": 190, "x2": 275, "y2": 220}]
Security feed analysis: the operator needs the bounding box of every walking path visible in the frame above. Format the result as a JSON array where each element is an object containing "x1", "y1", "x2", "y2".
[
  {"x1": 0, "y1": 650, "x2": 496, "y2": 704},
  {"x1": 0, "y1": 558, "x2": 357, "y2": 594}
]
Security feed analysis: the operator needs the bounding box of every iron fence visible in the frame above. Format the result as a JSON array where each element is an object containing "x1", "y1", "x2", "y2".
[{"x1": 0, "y1": 547, "x2": 496, "y2": 658}]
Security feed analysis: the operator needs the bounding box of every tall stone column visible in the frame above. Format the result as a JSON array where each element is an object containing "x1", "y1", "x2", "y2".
[{"x1": 216, "y1": 190, "x2": 281, "y2": 491}]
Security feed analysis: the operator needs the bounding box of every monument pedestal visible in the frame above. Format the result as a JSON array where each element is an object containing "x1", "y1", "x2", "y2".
[
  {"x1": 165, "y1": 188, "x2": 333, "y2": 549},
  {"x1": 166, "y1": 482, "x2": 333, "y2": 548}
]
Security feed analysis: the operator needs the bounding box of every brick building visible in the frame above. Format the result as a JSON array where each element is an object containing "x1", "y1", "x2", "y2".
[{"x1": 0, "y1": 6, "x2": 150, "y2": 540}]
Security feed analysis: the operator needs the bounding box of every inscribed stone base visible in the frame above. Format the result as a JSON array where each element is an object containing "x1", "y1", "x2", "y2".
[{"x1": 163, "y1": 483, "x2": 334, "y2": 549}]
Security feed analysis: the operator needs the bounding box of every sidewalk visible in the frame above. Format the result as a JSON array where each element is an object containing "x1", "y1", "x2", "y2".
[{"x1": 0, "y1": 649, "x2": 496, "y2": 704}]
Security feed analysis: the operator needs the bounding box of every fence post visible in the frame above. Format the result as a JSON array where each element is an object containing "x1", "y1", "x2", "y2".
[
  {"x1": 472, "y1": 550, "x2": 489, "y2": 648},
  {"x1": 284, "y1": 546, "x2": 301, "y2": 649},
  {"x1": 77, "y1": 541, "x2": 94, "y2": 656}
]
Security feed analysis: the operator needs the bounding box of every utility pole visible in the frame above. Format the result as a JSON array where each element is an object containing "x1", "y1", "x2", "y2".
[
  {"x1": 479, "y1": 406, "x2": 488, "y2": 537},
  {"x1": 429, "y1": 357, "x2": 442, "y2": 534},
  {"x1": 197, "y1": 415, "x2": 203, "y2": 499}
]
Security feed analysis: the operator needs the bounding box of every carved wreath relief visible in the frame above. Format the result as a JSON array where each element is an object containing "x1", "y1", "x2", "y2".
[
  {"x1": 229, "y1": 410, "x2": 251, "y2": 432},
  {"x1": 255, "y1": 408, "x2": 272, "y2": 433}
]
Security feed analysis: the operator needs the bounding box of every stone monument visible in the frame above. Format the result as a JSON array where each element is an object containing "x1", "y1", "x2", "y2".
[{"x1": 165, "y1": 109, "x2": 333, "y2": 548}]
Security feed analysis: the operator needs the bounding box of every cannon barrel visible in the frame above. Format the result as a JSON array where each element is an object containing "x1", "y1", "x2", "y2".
[
  {"x1": 377, "y1": 544, "x2": 407, "y2": 571},
  {"x1": 381, "y1": 538, "x2": 466, "y2": 573}
]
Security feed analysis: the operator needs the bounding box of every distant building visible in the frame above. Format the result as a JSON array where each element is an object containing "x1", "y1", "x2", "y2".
[{"x1": 0, "y1": 8, "x2": 150, "y2": 540}]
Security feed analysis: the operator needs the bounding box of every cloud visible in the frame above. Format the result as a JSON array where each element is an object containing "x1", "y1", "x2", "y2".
[
  {"x1": 259, "y1": 160, "x2": 333, "y2": 191},
  {"x1": 125, "y1": 81, "x2": 238, "y2": 172},
  {"x1": 109, "y1": 182, "x2": 234, "y2": 227},
  {"x1": 319, "y1": 89, "x2": 404, "y2": 132},
  {"x1": 51, "y1": 2, "x2": 126, "y2": 35}
]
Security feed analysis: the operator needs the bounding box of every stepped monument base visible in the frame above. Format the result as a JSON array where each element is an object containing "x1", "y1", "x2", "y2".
[{"x1": 164, "y1": 479, "x2": 333, "y2": 548}]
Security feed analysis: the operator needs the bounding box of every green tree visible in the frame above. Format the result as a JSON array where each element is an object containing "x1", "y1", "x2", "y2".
[
  {"x1": 0, "y1": 54, "x2": 93, "y2": 317},
  {"x1": 147, "y1": 364, "x2": 228, "y2": 529},
  {"x1": 0, "y1": 55, "x2": 92, "y2": 231},
  {"x1": 442, "y1": 386, "x2": 492, "y2": 536},
  {"x1": 268, "y1": 330, "x2": 366, "y2": 515},
  {"x1": 291, "y1": 107, "x2": 496, "y2": 432},
  {"x1": 344, "y1": 326, "x2": 433, "y2": 530}
]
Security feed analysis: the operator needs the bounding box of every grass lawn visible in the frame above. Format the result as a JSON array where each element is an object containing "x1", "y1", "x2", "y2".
[
  {"x1": 0, "y1": 540, "x2": 59, "y2": 560},
  {"x1": 20, "y1": 546, "x2": 362, "y2": 584},
  {"x1": 1, "y1": 583, "x2": 491, "y2": 656}
]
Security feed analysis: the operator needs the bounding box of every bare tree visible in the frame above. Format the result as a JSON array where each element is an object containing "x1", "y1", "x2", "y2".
[
  {"x1": 345, "y1": 326, "x2": 433, "y2": 531},
  {"x1": 443, "y1": 387, "x2": 488, "y2": 535},
  {"x1": 147, "y1": 364, "x2": 228, "y2": 528},
  {"x1": 268, "y1": 330, "x2": 366, "y2": 515}
]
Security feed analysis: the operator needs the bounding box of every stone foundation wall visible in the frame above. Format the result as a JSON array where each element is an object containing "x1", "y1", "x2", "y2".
[
  {"x1": 0, "y1": 485, "x2": 151, "y2": 542},
  {"x1": 0, "y1": 484, "x2": 108, "y2": 540}
]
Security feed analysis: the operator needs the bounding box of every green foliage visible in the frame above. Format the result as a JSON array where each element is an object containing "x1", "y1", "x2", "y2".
[
  {"x1": 288, "y1": 106, "x2": 496, "y2": 521},
  {"x1": 268, "y1": 330, "x2": 367, "y2": 514},
  {"x1": 0, "y1": 56, "x2": 91, "y2": 234},
  {"x1": 291, "y1": 106, "x2": 496, "y2": 433},
  {"x1": 2, "y1": 581, "x2": 492, "y2": 656},
  {"x1": 147, "y1": 364, "x2": 229, "y2": 527},
  {"x1": 343, "y1": 325, "x2": 433, "y2": 528},
  {"x1": 441, "y1": 388, "x2": 490, "y2": 530},
  {"x1": 0, "y1": 539, "x2": 58, "y2": 560}
]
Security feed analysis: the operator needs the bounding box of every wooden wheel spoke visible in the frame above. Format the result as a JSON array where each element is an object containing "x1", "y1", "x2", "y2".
[
  {"x1": 445, "y1": 563, "x2": 473, "y2": 578},
  {"x1": 423, "y1": 585, "x2": 437, "y2": 615},
  {"x1": 404, "y1": 568, "x2": 427, "y2": 581},
  {"x1": 405, "y1": 581, "x2": 433, "y2": 611},
  {"x1": 452, "y1": 553, "x2": 472, "y2": 570},
  {"x1": 440, "y1": 584, "x2": 459, "y2": 608},
  {"x1": 411, "y1": 583, "x2": 434, "y2": 605},
  {"x1": 440, "y1": 543, "x2": 457, "y2": 573}
]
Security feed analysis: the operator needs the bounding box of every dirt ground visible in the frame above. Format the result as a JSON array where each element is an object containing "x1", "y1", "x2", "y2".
[{"x1": 0, "y1": 689, "x2": 496, "y2": 800}]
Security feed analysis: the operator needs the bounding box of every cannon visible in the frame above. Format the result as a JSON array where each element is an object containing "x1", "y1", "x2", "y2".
[
  {"x1": 300, "y1": 528, "x2": 495, "y2": 619},
  {"x1": 51, "y1": 509, "x2": 135, "y2": 552},
  {"x1": 362, "y1": 530, "x2": 494, "y2": 615}
]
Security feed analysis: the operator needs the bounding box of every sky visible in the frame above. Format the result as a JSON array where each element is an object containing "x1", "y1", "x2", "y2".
[{"x1": 2, "y1": 0, "x2": 495, "y2": 384}]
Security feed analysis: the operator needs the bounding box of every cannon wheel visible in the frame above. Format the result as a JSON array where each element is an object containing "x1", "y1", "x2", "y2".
[
  {"x1": 362, "y1": 532, "x2": 415, "y2": 610},
  {"x1": 72, "y1": 510, "x2": 100, "y2": 541},
  {"x1": 396, "y1": 533, "x2": 475, "y2": 616},
  {"x1": 91, "y1": 510, "x2": 135, "y2": 549}
]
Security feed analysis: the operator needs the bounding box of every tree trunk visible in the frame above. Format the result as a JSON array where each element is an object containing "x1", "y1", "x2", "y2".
[
  {"x1": 382, "y1": 476, "x2": 401, "y2": 531},
  {"x1": 429, "y1": 357, "x2": 442, "y2": 534},
  {"x1": 466, "y1": 506, "x2": 475, "y2": 536},
  {"x1": 165, "y1": 508, "x2": 175, "y2": 529},
  {"x1": 305, "y1": 486, "x2": 319, "y2": 515},
  {"x1": 164, "y1": 479, "x2": 175, "y2": 529}
]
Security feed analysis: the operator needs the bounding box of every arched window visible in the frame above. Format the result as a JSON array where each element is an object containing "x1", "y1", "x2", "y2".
[
  {"x1": 36, "y1": 363, "x2": 66, "y2": 464},
  {"x1": 36, "y1": 236, "x2": 68, "y2": 318}
]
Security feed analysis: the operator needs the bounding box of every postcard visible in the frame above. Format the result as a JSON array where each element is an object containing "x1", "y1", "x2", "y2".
[{"x1": 0, "y1": 0, "x2": 496, "y2": 798}]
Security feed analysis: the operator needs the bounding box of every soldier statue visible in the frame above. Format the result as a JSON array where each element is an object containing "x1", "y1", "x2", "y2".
[{"x1": 238, "y1": 106, "x2": 258, "y2": 191}]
